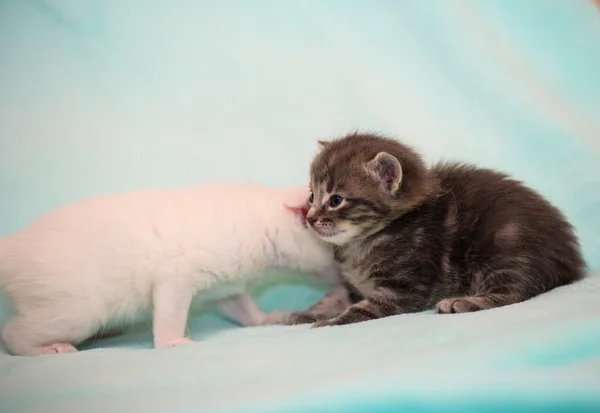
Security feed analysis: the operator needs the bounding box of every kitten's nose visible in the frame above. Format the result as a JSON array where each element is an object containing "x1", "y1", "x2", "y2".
[
  {"x1": 306, "y1": 215, "x2": 318, "y2": 226},
  {"x1": 306, "y1": 209, "x2": 319, "y2": 226}
]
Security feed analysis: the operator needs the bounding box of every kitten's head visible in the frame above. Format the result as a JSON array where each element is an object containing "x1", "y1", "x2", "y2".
[{"x1": 306, "y1": 133, "x2": 437, "y2": 245}]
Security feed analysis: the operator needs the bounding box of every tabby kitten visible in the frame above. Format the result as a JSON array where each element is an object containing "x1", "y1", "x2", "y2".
[{"x1": 284, "y1": 132, "x2": 584, "y2": 327}]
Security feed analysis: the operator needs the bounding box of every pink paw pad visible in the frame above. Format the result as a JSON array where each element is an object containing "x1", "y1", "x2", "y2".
[
  {"x1": 158, "y1": 338, "x2": 194, "y2": 349},
  {"x1": 436, "y1": 297, "x2": 481, "y2": 314},
  {"x1": 42, "y1": 343, "x2": 78, "y2": 355}
]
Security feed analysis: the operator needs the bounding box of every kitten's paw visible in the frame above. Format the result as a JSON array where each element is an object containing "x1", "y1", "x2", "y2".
[
  {"x1": 41, "y1": 343, "x2": 78, "y2": 355},
  {"x1": 286, "y1": 311, "x2": 321, "y2": 325},
  {"x1": 260, "y1": 311, "x2": 289, "y2": 326},
  {"x1": 312, "y1": 318, "x2": 342, "y2": 328},
  {"x1": 436, "y1": 297, "x2": 481, "y2": 314},
  {"x1": 156, "y1": 338, "x2": 194, "y2": 349}
]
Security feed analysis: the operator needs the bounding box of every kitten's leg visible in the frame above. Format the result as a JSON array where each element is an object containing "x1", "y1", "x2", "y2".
[
  {"x1": 435, "y1": 293, "x2": 523, "y2": 314},
  {"x1": 217, "y1": 293, "x2": 289, "y2": 326},
  {"x1": 283, "y1": 284, "x2": 359, "y2": 325},
  {"x1": 436, "y1": 261, "x2": 544, "y2": 314},
  {"x1": 152, "y1": 283, "x2": 194, "y2": 349},
  {"x1": 313, "y1": 285, "x2": 428, "y2": 327},
  {"x1": 2, "y1": 315, "x2": 84, "y2": 356}
]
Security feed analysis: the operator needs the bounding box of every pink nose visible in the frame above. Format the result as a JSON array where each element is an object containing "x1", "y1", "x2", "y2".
[{"x1": 306, "y1": 210, "x2": 318, "y2": 226}]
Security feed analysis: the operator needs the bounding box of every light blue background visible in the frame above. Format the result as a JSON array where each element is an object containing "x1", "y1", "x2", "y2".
[
  {"x1": 1, "y1": 0, "x2": 599, "y2": 270},
  {"x1": 0, "y1": 1, "x2": 599, "y2": 413}
]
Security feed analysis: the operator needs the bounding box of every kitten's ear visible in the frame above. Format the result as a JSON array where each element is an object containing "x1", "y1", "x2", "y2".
[
  {"x1": 316, "y1": 140, "x2": 330, "y2": 152},
  {"x1": 365, "y1": 152, "x2": 403, "y2": 194}
]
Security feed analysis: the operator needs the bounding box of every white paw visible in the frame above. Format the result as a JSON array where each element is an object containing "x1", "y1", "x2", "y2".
[
  {"x1": 41, "y1": 343, "x2": 78, "y2": 355},
  {"x1": 156, "y1": 337, "x2": 194, "y2": 349},
  {"x1": 260, "y1": 310, "x2": 289, "y2": 326}
]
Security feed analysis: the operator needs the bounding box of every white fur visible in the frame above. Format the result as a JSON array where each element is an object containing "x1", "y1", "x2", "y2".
[
  {"x1": 311, "y1": 224, "x2": 361, "y2": 247},
  {"x1": 0, "y1": 182, "x2": 339, "y2": 356}
]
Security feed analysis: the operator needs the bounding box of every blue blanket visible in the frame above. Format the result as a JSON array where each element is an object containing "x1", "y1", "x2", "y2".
[{"x1": 1, "y1": 1, "x2": 599, "y2": 412}]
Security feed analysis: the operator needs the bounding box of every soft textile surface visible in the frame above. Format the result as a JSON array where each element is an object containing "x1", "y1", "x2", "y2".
[{"x1": 1, "y1": 1, "x2": 599, "y2": 412}]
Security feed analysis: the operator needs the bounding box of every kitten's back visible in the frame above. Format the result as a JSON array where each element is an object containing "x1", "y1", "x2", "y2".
[
  {"x1": 432, "y1": 162, "x2": 584, "y2": 286},
  {"x1": 0, "y1": 183, "x2": 305, "y2": 296}
]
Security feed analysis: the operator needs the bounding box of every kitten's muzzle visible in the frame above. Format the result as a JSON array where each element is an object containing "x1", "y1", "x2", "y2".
[
  {"x1": 306, "y1": 215, "x2": 331, "y2": 226},
  {"x1": 306, "y1": 208, "x2": 319, "y2": 226},
  {"x1": 307, "y1": 215, "x2": 337, "y2": 238},
  {"x1": 306, "y1": 209, "x2": 336, "y2": 237}
]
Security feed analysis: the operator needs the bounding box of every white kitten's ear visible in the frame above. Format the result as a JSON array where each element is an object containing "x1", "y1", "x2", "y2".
[
  {"x1": 281, "y1": 185, "x2": 311, "y2": 209},
  {"x1": 316, "y1": 140, "x2": 330, "y2": 152},
  {"x1": 365, "y1": 152, "x2": 403, "y2": 194}
]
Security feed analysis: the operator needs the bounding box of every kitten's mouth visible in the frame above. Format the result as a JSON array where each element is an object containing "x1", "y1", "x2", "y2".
[{"x1": 310, "y1": 225, "x2": 342, "y2": 239}]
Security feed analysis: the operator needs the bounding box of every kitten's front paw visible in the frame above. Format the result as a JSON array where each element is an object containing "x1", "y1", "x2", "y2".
[
  {"x1": 156, "y1": 337, "x2": 194, "y2": 349},
  {"x1": 286, "y1": 311, "x2": 321, "y2": 325},
  {"x1": 312, "y1": 318, "x2": 344, "y2": 328},
  {"x1": 436, "y1": 297, "x2": 481, "y2": 314}
]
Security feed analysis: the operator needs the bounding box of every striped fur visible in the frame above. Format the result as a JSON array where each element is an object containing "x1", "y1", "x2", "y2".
[{"x1": 284, "y1": 133, "x2": 585, "y2": 327}]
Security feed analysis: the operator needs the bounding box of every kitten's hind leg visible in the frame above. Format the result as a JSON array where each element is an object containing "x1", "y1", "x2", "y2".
[
  {"x1": 217, "y1": 293, "x2": 288, "y2": 326},
  {"x1": 437, "y1": 260, "x2": 544, "y2": 314},
  {"x1": 152, "y1": 283, "x2": 194, "y2": 349},
  {"x1": 436, "y1": 293, "x2": 523, "y2": 314},
  {"x1": 2, "y1": 315, "x2": 83, "y2": 356},
  {"x1": 40, "y1": 343, "x2": 78, "y2": 354}
]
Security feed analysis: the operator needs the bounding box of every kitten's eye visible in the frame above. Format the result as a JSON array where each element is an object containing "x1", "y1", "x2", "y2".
[
  {"x1": 308, "y1": 192, "x2": 314, "y2": 204},
  {"x1": 329, "y1": 195, "x2": 344, "y2": 208}
]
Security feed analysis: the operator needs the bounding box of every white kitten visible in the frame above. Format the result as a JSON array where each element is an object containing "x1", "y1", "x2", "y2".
[{"x1": 0, "y1": 183, "x2": 339, "y2": 356}]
